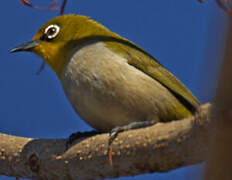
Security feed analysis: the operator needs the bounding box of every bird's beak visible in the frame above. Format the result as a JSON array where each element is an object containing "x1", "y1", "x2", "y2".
[{"x1": 10, "y1": 39, "x2": 41, "y2": 53}]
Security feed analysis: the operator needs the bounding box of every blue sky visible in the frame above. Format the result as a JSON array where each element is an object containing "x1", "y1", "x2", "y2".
[{"x1": 0, "y1": 1, "x2": 227, "y2": 180}]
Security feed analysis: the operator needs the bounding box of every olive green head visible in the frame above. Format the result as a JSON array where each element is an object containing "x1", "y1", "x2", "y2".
[{"x1": 10, "y1": 14, "x2": 114, "y2": 76}]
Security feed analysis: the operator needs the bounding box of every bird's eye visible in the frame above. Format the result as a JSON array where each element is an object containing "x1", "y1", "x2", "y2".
[{"x1": 44, "y1": 24, "x2": 60, "y2": 40}]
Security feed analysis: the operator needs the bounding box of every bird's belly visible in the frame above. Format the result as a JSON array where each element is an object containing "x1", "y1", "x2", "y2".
[{"x1": 60, "y1": 42, "x2": 190, "y2": 132}]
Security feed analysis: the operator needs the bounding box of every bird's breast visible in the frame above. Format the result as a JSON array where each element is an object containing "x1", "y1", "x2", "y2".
[{"x1": 60, "y1": 41, "x2": 190, "y2": 131}]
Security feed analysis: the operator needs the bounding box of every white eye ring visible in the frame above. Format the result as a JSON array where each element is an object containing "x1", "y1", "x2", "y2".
[{"x1": 44, "y1": 24, "x2": 60, "y2": 39}]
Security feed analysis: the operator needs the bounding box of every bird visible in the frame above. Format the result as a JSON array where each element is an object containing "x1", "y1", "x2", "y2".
[{"x1": 10, "y1": 14, "x2": 200, "y2": 164}]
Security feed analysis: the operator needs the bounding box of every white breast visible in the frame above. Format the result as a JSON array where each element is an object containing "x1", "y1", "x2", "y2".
[{"x1": 60, "y1": 41, "x2": 182, "y2": 131}]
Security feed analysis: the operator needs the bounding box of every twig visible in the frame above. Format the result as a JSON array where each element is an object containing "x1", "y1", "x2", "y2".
[
  {"x1": 198, "y1": 0, "x2": 232, "y2": 14},
  {"x1": 20, "y1": 0, "x2": 60, "y2": 11}
]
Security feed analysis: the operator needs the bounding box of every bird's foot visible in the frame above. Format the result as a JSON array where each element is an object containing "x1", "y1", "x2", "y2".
[
  {"x1": 66, "y1": 130, "x2": 102, "y2": 150},
  {"x1": 107, "y1": 121, "x2": 155, "y2": 166}
]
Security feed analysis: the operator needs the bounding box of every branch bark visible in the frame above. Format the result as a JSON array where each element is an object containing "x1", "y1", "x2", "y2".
[{"x1": 0, "y1": 104, "x2": 210, "y2": 180}]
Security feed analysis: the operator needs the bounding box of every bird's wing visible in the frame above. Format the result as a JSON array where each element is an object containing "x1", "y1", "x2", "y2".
[{"x1": 105, "y1": 38, "x2": 200, "y2": 113}]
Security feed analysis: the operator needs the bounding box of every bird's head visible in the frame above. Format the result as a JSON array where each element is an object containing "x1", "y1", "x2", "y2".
[{"x1": 10, "y1": 14, "x2": 113, "y2": 77}]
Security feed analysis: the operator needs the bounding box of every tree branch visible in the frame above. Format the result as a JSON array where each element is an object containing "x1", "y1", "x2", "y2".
[
  {"x1": 204, "y1": 12, "x2": 232, "y2": 180},
  {"x1": 0, "y1": 104, "x2": 210, "y2": 180}
]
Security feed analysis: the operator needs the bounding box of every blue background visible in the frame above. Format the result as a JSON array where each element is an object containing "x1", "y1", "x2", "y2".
[{"x1": 0, "y1": 1, "x2": 227, "y2": 180}]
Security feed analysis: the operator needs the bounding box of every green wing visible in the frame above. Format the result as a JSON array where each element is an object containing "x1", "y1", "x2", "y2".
[{"x1": 105, "y1": 36, "x2": 200, "y2": 113}]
